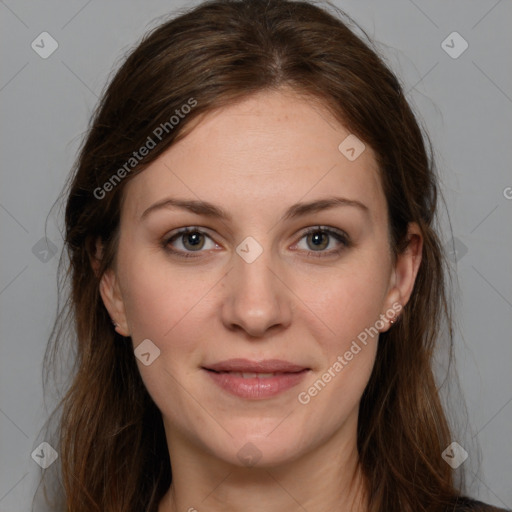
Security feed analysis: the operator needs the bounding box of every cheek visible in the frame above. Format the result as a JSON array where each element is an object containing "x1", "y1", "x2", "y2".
[
  {"x1": 301, "y1": 262, "x2": 389, "y2": 344},
  {"x1": 296, "y1": 255, "x2": 389, "y2": 405},
  {"x1": 295, "y1": 270, "x2": 383, "y2": 421},
  {"x1": 118, "y1": 249, "x2": 207, "y2": 341},
  {"x1": 118, "y1": 256, "x2": 210, "y2": 422},
  {"x1": 312, "y1": 280, "x2": 381, "y2": 384}
]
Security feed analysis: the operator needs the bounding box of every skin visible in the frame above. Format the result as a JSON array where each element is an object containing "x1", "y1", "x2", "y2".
[{"x1": 99, "y1": 87, "x2": 422, "y2": 512}]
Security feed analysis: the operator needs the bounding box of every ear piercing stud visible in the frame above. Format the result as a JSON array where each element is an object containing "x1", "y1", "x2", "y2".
[{"x1": 389, "y1": 314, "x2": 400, "y2": 325}]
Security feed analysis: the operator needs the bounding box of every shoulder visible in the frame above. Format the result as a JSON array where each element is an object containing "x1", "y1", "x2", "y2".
[{"x1": 449, "y1": 496, "x2": 511, "y2": 511}]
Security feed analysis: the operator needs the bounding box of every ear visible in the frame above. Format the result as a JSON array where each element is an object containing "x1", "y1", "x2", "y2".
[
  {"x1": 89, "y1": 236, "x2": 103, "y2": 278},
  {"x1": 99, "y1": 268, "x2": 130, "y2": 337},
  {"x1": 379, "y1": 222, "x2": 423, "y2": 332}
]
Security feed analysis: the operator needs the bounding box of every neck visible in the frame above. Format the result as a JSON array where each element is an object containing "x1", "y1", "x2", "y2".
[{"x1": 158, "y1": 417, "x2": 368, "y2": 512}]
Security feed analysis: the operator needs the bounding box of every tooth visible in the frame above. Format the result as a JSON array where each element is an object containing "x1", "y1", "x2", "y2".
[
  {"x1": 241, "y1": 372, "x2": 258, "y2": 378},
  {"x1": 257, "y1": 373, "x2": 275, "y2": 378}
]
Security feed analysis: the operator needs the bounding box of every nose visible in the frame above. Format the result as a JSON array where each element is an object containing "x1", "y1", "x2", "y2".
[{"x1": 220, "y1": 244, "x2": 293, "y2": 338}]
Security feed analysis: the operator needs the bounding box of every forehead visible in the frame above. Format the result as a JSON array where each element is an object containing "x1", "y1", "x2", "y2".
[{"x1": 122, "y1": 89, "x2": 386, "y2": 225}]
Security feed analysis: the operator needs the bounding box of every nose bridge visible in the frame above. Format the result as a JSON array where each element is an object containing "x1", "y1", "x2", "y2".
[
  {"x1": 235, "y1": 239, "x2": 275, "y2": 296},
  {"x1": 221, "y1": 235, "x2": 292, "y2": 337}
]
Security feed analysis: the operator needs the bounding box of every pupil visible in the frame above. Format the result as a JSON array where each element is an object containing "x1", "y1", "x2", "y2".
[
  {"x1": 189, "y1": 233, "x2": 200, "y2": 245},
  {"x1": 310, "y1": 231, "x2": 327, "y2": 250},
  {"x1": 185, "y1": 232, "x2": 203, "y2": 249}
]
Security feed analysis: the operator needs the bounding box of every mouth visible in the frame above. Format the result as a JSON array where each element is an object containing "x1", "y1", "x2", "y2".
[
  {"x1": 206, "y1": 370, "x2": 302, "y2": 378},
  {"x1": 202, "y1": 359, "x2": 310, "y2": 399},
  {"x1": 203, "y1": 358, "x2": 309, "y2": 373}
]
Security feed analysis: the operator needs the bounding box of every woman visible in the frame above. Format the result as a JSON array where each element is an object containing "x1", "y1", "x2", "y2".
[{"x1": 41, "y1": 1, "x2": 509, "y2": 511}]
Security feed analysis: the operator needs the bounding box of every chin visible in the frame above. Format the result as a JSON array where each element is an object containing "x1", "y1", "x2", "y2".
[{"x1": 203, "y1": 425, "x2": 312, "y2": 469}]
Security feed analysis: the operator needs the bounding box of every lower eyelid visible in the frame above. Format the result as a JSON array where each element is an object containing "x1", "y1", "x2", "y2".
[
  {"x1": 163, "y1": 227, "x2": 349, "y2": 257},
  {"x1": 164, "y1": 229, "x2": 217, "y2": 252},
  {"x1": 295, "y1": 228, "x2": 349, "y2": 249}
]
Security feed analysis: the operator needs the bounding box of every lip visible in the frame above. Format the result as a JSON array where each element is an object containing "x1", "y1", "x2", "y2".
[
  {"x1": 204, "y1": 358, "x2": 308, "y2": 373},
  {"x1": 203, "y1": 359, "x2": 310, "y2": 400}
]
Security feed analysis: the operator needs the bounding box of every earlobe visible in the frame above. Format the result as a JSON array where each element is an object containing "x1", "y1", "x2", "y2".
[{"x1": 99, "y1": 269, "x2": 130, "y2": 337}]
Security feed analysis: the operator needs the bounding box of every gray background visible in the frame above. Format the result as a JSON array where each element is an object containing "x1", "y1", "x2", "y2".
[{"x1": 1, "y1": 0, "x2": 511, "y2": 510}]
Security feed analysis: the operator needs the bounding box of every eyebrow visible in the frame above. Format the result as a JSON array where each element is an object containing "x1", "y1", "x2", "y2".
[{"x1": 140, "y1": 196, "x2": 370, "y2": 222}]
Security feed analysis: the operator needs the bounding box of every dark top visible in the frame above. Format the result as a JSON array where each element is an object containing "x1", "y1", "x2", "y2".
[
  {"x1": 149, "y1": 496, "x2": 510, "y2": 511},
  {"x1": 451, "y1": 496, "x2": 511, "y2": 511}
]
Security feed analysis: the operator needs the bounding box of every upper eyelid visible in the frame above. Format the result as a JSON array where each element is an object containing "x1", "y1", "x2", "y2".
[
  {"x1": 164, "y1": 225, "x2": 349, "y2": 248},
  {"x1": 165, "y1": 226, "x2": 217, "y2": 243}
]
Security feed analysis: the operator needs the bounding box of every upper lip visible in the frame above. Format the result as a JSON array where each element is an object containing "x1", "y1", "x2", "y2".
[{"x1": 203, "y1": 359, "x2": 308, "y2": 373}]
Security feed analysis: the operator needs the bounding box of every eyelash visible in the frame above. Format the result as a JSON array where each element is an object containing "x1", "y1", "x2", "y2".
[{"x1": 161, "y1": 226, "x2": 351, "y2": 259}]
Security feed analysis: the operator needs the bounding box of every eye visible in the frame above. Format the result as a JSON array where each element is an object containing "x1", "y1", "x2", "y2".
[
  {"x1": 162, "y1": 227, "x2": 219, "y2": 258},
  {"x1": 162, "y1": 225, "x2": 351, "y2": 259},
  {"x1": 293, "y1": 226, "x2": 350, "y2": 257}
]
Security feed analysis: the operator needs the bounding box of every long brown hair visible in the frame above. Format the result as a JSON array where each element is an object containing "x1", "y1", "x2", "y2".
[{"x1": 41, "y1": 1, "x2": 470, "y2": 510}]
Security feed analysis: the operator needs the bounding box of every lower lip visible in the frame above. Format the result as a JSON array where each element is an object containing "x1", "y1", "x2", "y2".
[{"x1": 204, "y1": 369, "x2": 309, "y2": 399}]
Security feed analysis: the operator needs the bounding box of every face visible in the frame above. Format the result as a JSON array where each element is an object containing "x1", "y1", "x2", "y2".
[{"x1": 100, "y1": 88, "x2": 421, "y2": 469}]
